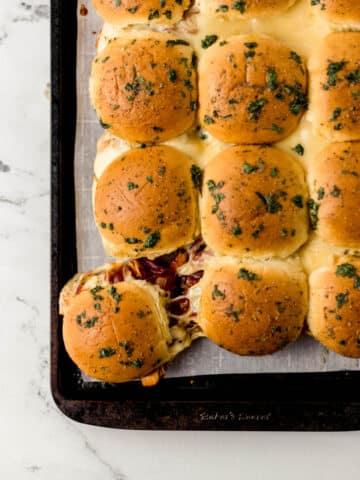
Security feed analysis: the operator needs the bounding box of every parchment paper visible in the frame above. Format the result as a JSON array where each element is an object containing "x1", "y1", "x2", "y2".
[{"x1": 74, "y1": 4, "x2": 359, "y2": 376}]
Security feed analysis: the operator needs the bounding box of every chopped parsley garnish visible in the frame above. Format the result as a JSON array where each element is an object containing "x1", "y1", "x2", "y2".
[
  {"x1": 290, "y1": 51, "x2": 302, "y2": 64},
  {"x1": 99, "y1": 119, "x2": 111, "y2": 129},
  {"x1": 119, "y1": 358, "x2": 144, "y2": 368},
  {"x1": 336, "y1": 292, "x2": 349, "y2": 310},
  {"x1": 291, "y1": 195, "x2": 303, "y2": 208},
  {"x1": 237, "y1": 268, "x2": 260, "y2": 281},
  {"x1": 225, "y1": 305, "x2": 243, "y2": 323},
  {"x1": 168, "y1": 69, "x2": 177, "y2": 82},
  {"x1": 267, "y1": 68, "x2": 278, "y2": 91},
  {"x1": 336, "y1": 264, "x2": 357, "y2": 278},
  {"x1": 143, "y1": 231, "x2": 160, "y2": 248},
  {"x1": 83, "y1": 317, "x2": 98, "y2": 328},
  {"x1": 201, "y1": 35, "x2": 218, "y2": 49},
  {"x1": 119, "y1": 341, "x2": 134, "y2": 358},
  {"x1": 98, "y1": 348, "x2": 116, "y2": 359},
  {"x1": 204, "y1": 115, "x2": 214, "y2": 125},
  {"x1": 307, "y1": 199, "x2": 320, "y2": 230},
  {"x1": 317, "y1": 187, "x2": 325, "y2": 200},
  {"x1": 232, "y1": 1, "x2": 246, "y2": 13},
  {"x1": 331, "y1": 185, "x2": 341, "y2": 197},
  {"x1": 127, "y1": 181, "x2": 138, "y2": 190},
  {"x1": 330, "y1": 107, "x2": 342, "y2": 121},
  {"x1": 324, "y1": 61, "x2": 347, "y2": 90},
  {"x1": 292, "y1": 144, "x2": 304, "y2": 156},
  {"x1": 191, "y1": 164, "x2": 202, "y2": 189},
  {"x1": 125, "y1": 237, "x2": 141, "y2": 244},
  {"x1": 166, "y1": 39, "x2": 190, "y2": 47},
  {"x1": 231, "y1": 225, "x2": 242, "y2": 236},
  {"x1": 243, "y1": 162, "x2": 258, "y2": 174},
  {"x1": 212, "y1": 284, "x2": 225, "y2": 300},
  {"x1": 255, "y1": 192, "x2": 283, "y2": 214},
  {"x1": 247, "y1": 98, "x2": 268, "y2": 121}
]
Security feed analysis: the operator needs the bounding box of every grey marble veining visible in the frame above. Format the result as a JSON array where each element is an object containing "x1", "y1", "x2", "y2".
[{"x1": 0, "y1": 1, "x2": 359, "y2": 478}]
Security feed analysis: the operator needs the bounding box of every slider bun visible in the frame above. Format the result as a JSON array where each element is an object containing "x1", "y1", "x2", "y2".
[
  {"x1": 309, "y1": 142, "x2": 360, "y2": 249},
  {"x1": 205, "y1": 0, "x2": 296, "y2": 18},
  {"x1": 93, "y1": 0, "x2": 191, "y2": 24},
  {"x1": 63, "y1": 281, "x2": 172, "y2": 383},
  {"x1": 94, "y1": 145, "x2": 198, "y2": 259},
  {"x1": 199, "y1": 34, "x2": 307, "y2": 144},
  {"x1": 309, "y1": 258, "x2": 360, "y2": 357},
  {"x1": 312, "y1": 32, "x2": 360, "y2": 141},
  {"x1": 201, "y1": 145, "x2": 308, "y2": 258},
  {"x1": 310, "y1": 0, "x2": 360, "y2": 25},
  {"x1": 90, "y1": 33, "x2": 197, "y2": 143},
  {"x1": 199, "y1": 259, "x2": 307, "y2": 355}
]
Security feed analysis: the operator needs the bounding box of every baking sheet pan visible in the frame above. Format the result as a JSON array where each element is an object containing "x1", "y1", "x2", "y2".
[{"x1": 51, "y1": 0, "x2": 360, "y2": 430}]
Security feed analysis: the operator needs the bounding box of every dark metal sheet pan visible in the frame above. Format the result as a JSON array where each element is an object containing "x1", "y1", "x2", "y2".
[{"x1": 51, "y1": 0, "x2": 360, "y2": 430}]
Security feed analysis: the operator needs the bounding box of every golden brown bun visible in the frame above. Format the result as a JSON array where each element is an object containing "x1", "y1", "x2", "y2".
[
  {"x1": 93, "y1": 0, "x2": 191, "y2": 24},
  {"x1": 309, "y1": 258, "x2": 360, "y2": 358},
  {"x1": 198, "y1": 35, "x2": 307, "y2": 144},
  {"x1": 200, "y1": 145, "x2": 308, "y2": 258},
  {"x1": 198, "y1": 259, "x2": 307, "y2": 355},
  {"x1": 309, "y1": 142, "x2": 360, "y2": 249},
  {"x1": 63, "y1": 281, "x2": 172, "y2": 382},
  {"x1": 312, "y1": 32, "x2": 360, "y2": 142},
  {"x1": 94, "y1": 145, "x2": 198, "y2": 258},
  {"x1": 90, "y1": 33, "x2": 197, "y2": 143},
  {"x1": 205, "y1": 0, "x2": 296, "y2": 18},
  {"x1": 310, "y1": 0, "x2": 360, "y2": 24}
]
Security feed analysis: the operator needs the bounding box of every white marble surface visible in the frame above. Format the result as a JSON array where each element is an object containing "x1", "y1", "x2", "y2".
[{"x1": 1, "y1": 1, "x2": 360, "y2": 478}]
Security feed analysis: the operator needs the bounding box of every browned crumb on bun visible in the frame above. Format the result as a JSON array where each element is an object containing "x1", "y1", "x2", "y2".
[
  {"x1": 90, "y1": 33, "x2": 198, "y2": 143},
  {"x1": 198, "y1": 34, "x2": 307, "y2": 144},
  {"x1": 205, "y1": 0, "x2": 296, "y2": 18},
  {"x1": 200, "y1": 145, "x2": 308, "y2": 258},
  {"x1": 309, "y1": 258, "x2": 360, "y2": 357},
  {"x1": 309, "y1": 0, "x2": 360, "y2": 24},
  {"x1": 62, "y1": 281, "x2": 172, "y2": 383},
  {"x1": 309, "y1": 142, "x2": 360, "y2": 249},
  {"x1": 312, "y1": 32, "x2": 360, "y2": 142},
  {"x1": 198, "y1": 260, "x2": 307, "y2": 355},
  {"x1": 93, "y1": 0, "x2": 191, "y2": 24},
  {"x1": 94, "y1": 145, "x2": 199, "y2": 258}
]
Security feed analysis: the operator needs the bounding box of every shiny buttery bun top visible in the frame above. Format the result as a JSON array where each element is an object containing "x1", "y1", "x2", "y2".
[
  {"x1": 205, "y1": 0, "x2": 296, "y2": 18},
  {"x1": 93, "y1": 0, "x2": 191, "y2": 24},
  {"x1": 201, "y1": 145, "x2": 308, "y2": 258},
  {"x1": 309, "y1": 142, "x2": 360, "y2": 249},
  {"x1": 199, "y1": 34, "x2": 307, "y2": 144},
  {"x1": 62, "y1": 281, "x2": 172, "y2": 383},
  {"x1": 309, "y1": 258, "x2": 360, "y2": 358},
  {"x1": 198, "y1": 259, "x2": 307, "y2": 356},
  {"x1": 312, "y1": 32, "x2": 360, "y2": 142},
  {"x1": 90, "y1": 33, "x2": 198, "y2": 143},
  {"x1": 94, "y1": 145, "x2": 199, "y2": 259}
]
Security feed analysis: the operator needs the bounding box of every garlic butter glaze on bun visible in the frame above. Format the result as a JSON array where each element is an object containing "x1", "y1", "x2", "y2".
[
  {"x1": 199, "y1": 35, "x2": 307, "y2": 144},
  {"x1": 198, "y1": 259, "x2": 307, "y2": 355},
  {"x1": 309, "y1": 258, "x2": 360, "y2": 358},
  {"x1": 312, "y1": 32, "x2": 360, "y2": 142},
  {"x1": 62, "y1": 281, "x2": 173, "y2": 383},
  {"x1": 205, "y1": 0, "x2": 296, "y2": 18},
  {"x1": 90, "y1": 32, "x2": 198, "y2": 143},
  {"x1": 310, "y1": 0, "x2": 360, "y2": 25},
  {"x1": 93, "y1": 0, "x2": 191, "y2": 25},
  {"x1": 201, "y1": 145, "x2": 308, "y2": 258},
  {"x1": 309, "y1": 142, "x2": 360, "y2": 249},
  {"x1": 94, "y1": 145, "x2": 199, "y2": 259}
]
